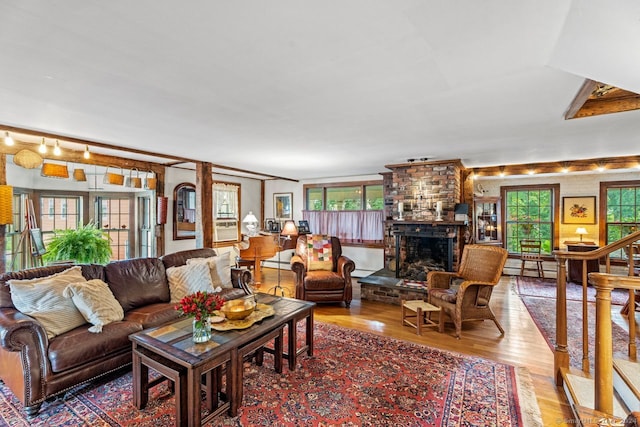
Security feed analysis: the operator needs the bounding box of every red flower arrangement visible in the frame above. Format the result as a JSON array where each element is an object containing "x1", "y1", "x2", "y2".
[{"x1": 175, "y1": 291, "x2": 226, "y2": 323}]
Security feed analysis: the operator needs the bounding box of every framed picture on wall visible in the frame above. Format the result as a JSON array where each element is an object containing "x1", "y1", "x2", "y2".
[
  {"x1": 562, "y1": 196, "x2": 596, "y2": 224},
  {"x1": 274, "y1": 192, "x2": 293, "y2": 220}
]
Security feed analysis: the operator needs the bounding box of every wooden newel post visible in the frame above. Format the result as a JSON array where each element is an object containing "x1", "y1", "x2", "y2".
[{"x1": 593, "y1": 277, "x2": 614, "y2": 416}]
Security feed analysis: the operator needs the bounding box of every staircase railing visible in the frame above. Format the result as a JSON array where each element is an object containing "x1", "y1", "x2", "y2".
[{"x1": 553, "y1": 230, "x2": 640, "y2": 415}]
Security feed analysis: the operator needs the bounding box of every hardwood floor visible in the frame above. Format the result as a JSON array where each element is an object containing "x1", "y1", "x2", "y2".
[{"x1": 256, "y1": 268, "x2": 575, "y2": 426}]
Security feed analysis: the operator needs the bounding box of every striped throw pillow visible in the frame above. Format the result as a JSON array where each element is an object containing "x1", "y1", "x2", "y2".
[
  {"x1": 63, "y1": 279, "x2": 124, "y2": 333},
  {"x1": 9, "y1": 266, "x2": 88, "y2": 339}
]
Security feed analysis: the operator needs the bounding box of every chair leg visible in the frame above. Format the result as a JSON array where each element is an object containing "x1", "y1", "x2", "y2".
[
  {"x1": 520, "y1": 260, "x2": 525, "y2": 277},
  {"x1": 492, "y1": 317, "x2": 505, "y2": 335}
]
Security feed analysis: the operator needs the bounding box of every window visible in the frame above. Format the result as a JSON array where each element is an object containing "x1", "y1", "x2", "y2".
[
  {"x1": 305, "y1": 183, "x2": 383, "y2": 211},
  {"x1": 40, "y1": 196, "x2": 82, "y2": 235},
  {"x1": 501, "y1": 184, "x2": 560, "y2": 255},
  {"x1": 601, "y1": 180, "x2": 640, "y2": 259},
  {"x1": 96, "y1": 196, "x2": 132, "y2": 260},
  {"x1": 303, "y1": 181, "x2": 384, "y2": 244}
]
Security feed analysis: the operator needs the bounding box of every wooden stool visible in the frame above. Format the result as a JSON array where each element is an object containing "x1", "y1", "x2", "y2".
[{"x1": 401, "y1": 299, "x2": 444, "y2": 335}]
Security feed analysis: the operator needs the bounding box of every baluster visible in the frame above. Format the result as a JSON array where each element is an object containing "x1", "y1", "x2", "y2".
[
  {"x1": 555, "y1": 257, "x2": 569, "y2": 385},
  {"x1": 581, "y1": 259, "x2": 590, "y2": 373}
]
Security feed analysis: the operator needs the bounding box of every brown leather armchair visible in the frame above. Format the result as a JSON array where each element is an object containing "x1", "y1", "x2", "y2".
[
  {"x1": 290, "y1": 235, "x2": 355, "y2": 307},
  {"x1": 427, "y1": 244, "x2": 508, "y2": 339}
]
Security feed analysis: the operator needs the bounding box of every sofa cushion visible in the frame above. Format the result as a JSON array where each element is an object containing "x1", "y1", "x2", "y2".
[
  {"x1": 47, "y1": 320, "x2": 142, "y2": 373},
  {"x1": 105, "y1": 258, "x2": 170, "y2": 312},
  {"x1": 166, "y1": 262, "x2": 215, "y2": 303},
  {"x1": 307, "y1": 234, "x2": 333, "y2": 271},
  {"x1": 186, "y1": 252, "x2": 232, "y2": 288},
  {"x1": 8, "y1": 266, "x2": 89, "y2": 339},
  {"x1": 124, "y1": 302, "x2": 181, "y2": 329},
  {"x1": 63, "y1": 279, "x2": 124, "y2": 333}
]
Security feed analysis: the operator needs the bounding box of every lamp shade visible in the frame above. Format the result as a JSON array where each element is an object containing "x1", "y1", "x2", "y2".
[
  {"x1": 575, "y1": 227, "x2": 588, "y2": 242},
  {"x1": 0, "y1": 185, "x2": 13, "y2": 225},
  {"x1": 281, "y1": 220, "x2": 298, "y2": 236},
  {"x1": 242, "y1": 212, "x2": 258, "y2": 224}
]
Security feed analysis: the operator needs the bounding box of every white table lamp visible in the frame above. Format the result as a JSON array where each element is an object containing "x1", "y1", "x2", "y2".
[{"x1": 242, "y1": 211, "x2": 259, "y2": 237}]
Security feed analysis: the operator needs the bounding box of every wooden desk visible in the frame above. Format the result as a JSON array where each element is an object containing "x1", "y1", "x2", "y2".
[{"x1": 565, "y1": 242, "x2": 599, "y2": 284}]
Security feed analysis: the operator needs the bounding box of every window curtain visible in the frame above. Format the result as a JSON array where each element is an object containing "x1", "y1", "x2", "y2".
[
  {"x1": 302, "y1": 210, "x2": 384, "y2": 243},
  {"x1": 213, "y1": 183, "x2": 239, "y2": 219}
]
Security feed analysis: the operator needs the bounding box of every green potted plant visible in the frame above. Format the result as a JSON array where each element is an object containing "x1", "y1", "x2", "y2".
[{"x1": 43, "y1": 222, "x2": 112, "y2": 264}]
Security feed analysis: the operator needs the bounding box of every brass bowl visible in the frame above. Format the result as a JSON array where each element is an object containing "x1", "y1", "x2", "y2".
[{"x1": 220, "y1": 297, "x2": 256, "y2": 320}]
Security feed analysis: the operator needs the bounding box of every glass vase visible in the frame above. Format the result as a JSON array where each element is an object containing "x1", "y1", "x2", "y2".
[{"x1": 192, "y1": 318, "x2": 211, "y2": 343}]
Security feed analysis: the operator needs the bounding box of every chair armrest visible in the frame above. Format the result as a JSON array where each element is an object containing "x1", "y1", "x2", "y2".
[
  {"x1": 0, "y1": 308, "x2": 49, "y2": 352},
  {"x1": 290, "y1": 255, "x2": 306, "y2": 295},
  {"x1": 427, "y1": 271, "x2": 459, "y2": 290},
  {"x1": 336, "y1": 255, "x2": 355, "y2": 279},
  {"x1": 456, "y1": 280, "x2": 498, "y2": 307}
]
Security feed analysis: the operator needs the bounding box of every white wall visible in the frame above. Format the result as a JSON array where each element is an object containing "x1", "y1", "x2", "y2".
[
  {"x1": 263, "y1": 174, "x2": 385, "y2": 277},
  {"x1": 163, "y1": 167, "x2": 263, "y2": 254}
]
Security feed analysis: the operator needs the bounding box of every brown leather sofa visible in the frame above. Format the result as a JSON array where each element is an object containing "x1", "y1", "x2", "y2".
[
  {"x1": 290, "y1": 235, "x2": 355, "y2": 307},
  {"x1": 0, "y1": 248, "x2": 249, "y2": 417}
]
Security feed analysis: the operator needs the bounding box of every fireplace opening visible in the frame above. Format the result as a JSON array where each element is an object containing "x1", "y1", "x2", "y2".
[{"x1": 398, "y1": 236, "x2": 447, "y2": 281}]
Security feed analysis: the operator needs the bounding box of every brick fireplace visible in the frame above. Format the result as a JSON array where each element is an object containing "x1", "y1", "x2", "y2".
[{"x1": 382, "y1": 159, "x2": 468, "y2": 279}]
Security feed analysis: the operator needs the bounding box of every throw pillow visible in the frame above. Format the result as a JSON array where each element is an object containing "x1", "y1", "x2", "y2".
[
  {"x1": 187, "y1": 252, "x2": 233, "y2": 289},
  {"x1": 8, "y1": 266, "x2": 88, "y2": 339},
  {"x1": 166, "y1": 262, "x2": 216, "y2": 303},
  {"x1": 307, "y1": 234, "x2": 333, "y2": 271},
  {"x1": 63, "y1": 279, "x2": 124, "y2": 333}
]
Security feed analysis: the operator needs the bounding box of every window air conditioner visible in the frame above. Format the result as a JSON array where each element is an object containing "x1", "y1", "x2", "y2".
[{"x1": 214, "y1": 219, "x2": 239, "y2": 242}]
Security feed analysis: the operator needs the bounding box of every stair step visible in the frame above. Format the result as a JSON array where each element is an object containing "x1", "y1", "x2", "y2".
[
  {"x1": 613, "y1": 358, "x2": 640, "y2": 412},
  {"x1": 563, "y1": 372, "x2": 628, "y2": 419}
]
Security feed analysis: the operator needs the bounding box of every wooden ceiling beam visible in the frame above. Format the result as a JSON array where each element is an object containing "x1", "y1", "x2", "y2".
[
  {"x1": 474, "y1": 154, "x2": 640, "y2": 178},
  {"x1": 0, "y1": 124, "x2": 298, "y2": 182},
  {"x1": 564, "y1": 79, "x2": 598, "y2": 120},
  {"x1": 572, "y1": 95, "x2": 640, "y2": 118},
  {"x1": 0, "y1": 140, "x2": 164, "y2": 174}
]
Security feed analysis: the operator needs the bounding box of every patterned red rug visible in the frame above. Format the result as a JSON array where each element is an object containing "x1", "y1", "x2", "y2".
[
  {"x1": 515, "y1": 276, "x2": 629, "y2": 305},
  {"x1": 0, "y1": 322, "x2": 542, "y2": 426}
]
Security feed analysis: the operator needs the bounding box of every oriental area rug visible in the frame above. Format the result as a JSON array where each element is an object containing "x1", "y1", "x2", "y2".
[
  {"x1": 0, "y1": 322, "x2": 542, "y2": 427},
  {"x1": 515, "y1": 276, "x2": 639, "y2": 369}
]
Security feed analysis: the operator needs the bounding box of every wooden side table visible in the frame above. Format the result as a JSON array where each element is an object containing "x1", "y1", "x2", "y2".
[{"x1": 564, "y1": 241, "x2": 599, "y2": 285}]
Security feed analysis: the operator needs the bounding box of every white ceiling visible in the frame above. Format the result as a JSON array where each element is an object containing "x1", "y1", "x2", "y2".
[{"x1": 1, "y1": 0, "x2": 639, "y2": 180}]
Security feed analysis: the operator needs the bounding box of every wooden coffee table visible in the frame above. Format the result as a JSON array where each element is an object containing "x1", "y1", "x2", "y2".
[{"x1": 129, "y1": 294, "x2": 315, "y2": 426}]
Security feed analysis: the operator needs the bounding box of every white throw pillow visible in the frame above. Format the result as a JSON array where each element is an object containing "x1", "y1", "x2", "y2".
[
  {"x1": 9, "y1": 266, "x2": 88, "y2": 339},
  {"x1": 63, "y1": 279, "x2": 124, "y2": 333},
  {"x1": 166, "y1": 262, "x2": 215, "y2": 303},
  {"x1": 187, "y1": 252, "x2": 232, "y2": 289}
]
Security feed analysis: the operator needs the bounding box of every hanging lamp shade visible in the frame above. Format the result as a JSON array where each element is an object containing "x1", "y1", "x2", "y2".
[
  {"x1": 41, "y1": 162, "x2": 69, "y2": 179},
  {"x1": 0, "y1": 185, "x2": 13, "y2": 225},
  {"x1": 73, "y1": 168, "x2": 87, "y2": 182},
  {"x1": 144, "y1": 170, "x2": 157, "y2": 190}
]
